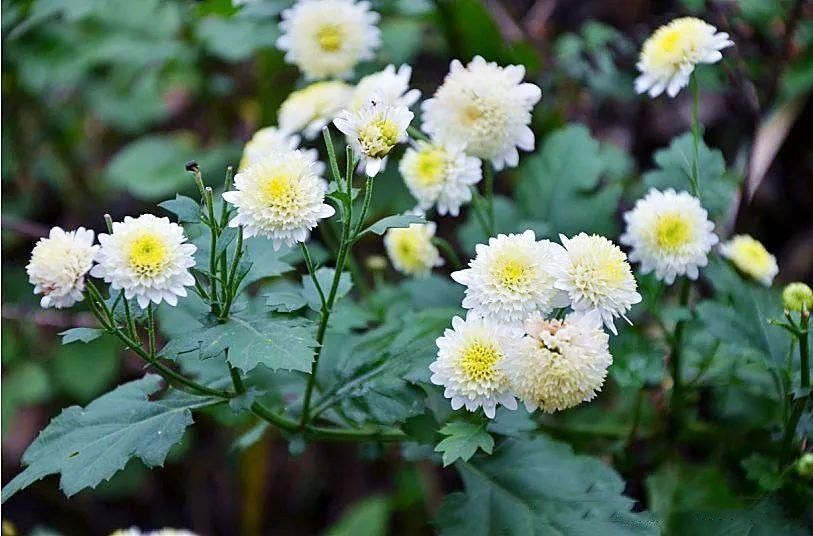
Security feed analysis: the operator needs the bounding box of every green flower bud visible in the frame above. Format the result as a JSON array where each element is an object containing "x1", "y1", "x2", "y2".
[
  {"x1": 782, "y1": 282, "x2": 813, "y2": 312},
  {"x1": 795, "y1": 452, "x2": 813, "y2": 479}
]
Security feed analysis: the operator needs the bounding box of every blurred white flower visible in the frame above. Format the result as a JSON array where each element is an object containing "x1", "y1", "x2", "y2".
[
  {"x1": 222, "y1": 150, "x2": 335, "y2": 249},
  {"x1": 720, "y1": 234, "x2": 778, "y2": 286},
  {"x1": 400, "y1": 140, "x2": 482, "y2": 217},
  {"x1": 277, "y1": 0, "x2": 380, "y2": 79},
  {"x1": 621, "y1": 188, "x2": 718, "y2": 284},
  {"x1": 635, "y1": 17, "x2": 733, "y2": 98},
  {"x1": 279, "y1": 81, "x2": 353, "y2": 139},
  {"x1": 552, "y1": 233, "x2": 641, "y2": 335},
  {"x1": 384, "y1": 222, "x2": 443, "y2": 278},
  {"x1": 421, "y1": 56, "x2": 541, "y2": 170},
  {"x1": 27, "y1": 227, "x2": 98, "y2": 309},
  {"x1": 350, "y1": 64, "x2": 421, "y2": 111},
  {"x1": 239, "y1": 126, "x2": 324, "y2": 176},
  {"x1": 90, "y1": 215, "x2": 196, "y2": 309},
  {"x1": 430, "y1": 314, "x2": 519, "y2": 418}
]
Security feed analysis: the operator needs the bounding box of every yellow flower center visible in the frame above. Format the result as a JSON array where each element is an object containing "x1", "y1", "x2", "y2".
[
  {"x1": 128, "y1": 234, "x2": 168, "y2": 277},
  {"x1": 462, "y1": 103, "x2": 485, "y2": 125},
  {"x1": 413, "y1": 149, "x2": 446, "y2": 187},
  {"x1": 359, "y1": 117, "x2": 399, "y2": 158},
  {"x1": 493, "y1": 256, "x2": 532, "y2": 292},
  {"x1": 260, "y1": 174, "x2": 296, "y2": 207},
  {"x1": 732, "y1": 238, "x2": 771, "y2": 270},
  {"x1": 656, "y1": 28, "x2": 681, "y2": 53},
  {"x1": 653, "y1": 214, "x2": 691, "y2": 251},
  {"x1": 459, "y1": 341, "x2": 501, "y2": 383},
  {"x1": 315, "y1": 24, "x2": 343, "y2": 52}
]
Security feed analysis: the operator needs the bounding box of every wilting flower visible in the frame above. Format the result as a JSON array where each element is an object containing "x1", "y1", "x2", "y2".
[
  {"x1": 333, "y1": 100, "x2": 413, "y2": 176},
  {"x1": 350, "y1": 64, "x2": 421, "y2": 111},
  {"x1": 504, "y1": 310, "x2": 612, "y2": 413},
  {"x1": 621, "y1": 188, "x2": 718, "y2": 284},
  {"x1": 421, "y1": 56, "x2": 541, "y2": 170},
  {"x1": 239, "y1": 126, "x2": 324, "y2": 175},
  {"x1": 26, "y1": 227, "x2": 98, "y2": 309},
  {"x1": 279, "y1": 81, "x2": 353, "y2": 139},
  {"x1": 276, "y1": 0, "x2": 380, "y2": 79},
  {"x1": 430, "y1": 314, "x2": 518, "y2": 418},
  {"x1": 91, "y1": 215, "x2": 196, "y2": 309},
  {"x1": 782, "y1": 282, "x2": 813, "y2": 313},
  {"x1": 552, "y1": 233, "x2": 641, "y2": 334},
  {"x1": 635, "y1": 17, "x2": 733, "y2": 98},
  {"x1": 399, "y1": 140, "x2": 482, "y2": 216},
  {"x1": 451, "y1": 231, "x2": 569, "y2": 324},
  {"x1": 720, "y1": 234, "x2": 778, "y2": 286},
  {"x1": 222, "y1": 150, "x2": 335, "y2": 249},
  {"x1": 383, "y1": 222, "x2": 443, "y2": 278}
]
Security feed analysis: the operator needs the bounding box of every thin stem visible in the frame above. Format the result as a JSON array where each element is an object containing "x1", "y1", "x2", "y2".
[
  {"x1": 121, "y1": 292, "x2": 139, "y2": 343},
  {"x1": 300, "y1": 242, "x2": 327, "y2": 310},
  {"x1": 220, "y1": 165, "x2": 234, "y2": 225},
  {"x1": 783, "y1": 313, "x2": 810, "y2": 453},
  {"x1": 432, "y1": 237, "x2": 462, "y2": 269},
  {"x1": 353, "y1": 176, "x2": 374, "y2": 238},
  {"x1": 483, "y1": 163, "x2": 495, "y2": 232},
  {"x1": 407, "y1": 125, "x2": 430, "y2": 142},
  {"x1": 220, "y1": 226, "x2": 244, "y2": 319},
  {"x1": 147, "y1": 303, "x2": 156, "y2": 357},
  {"x1": 668, "y1": 278, "x2": 692, "y2": 438},
  {"x1": 690, "y1": 75, "x2": 701, "y2": 199},
  {"x1": 322, "y1": 127, "x2": 342, "y2": 185},
  {"x1": 229, "y1": 359, "x2": 246, "y2": 395}
]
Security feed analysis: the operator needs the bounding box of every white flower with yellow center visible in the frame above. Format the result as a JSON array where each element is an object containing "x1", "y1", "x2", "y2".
[
  {"x1": 90, "y1": 215, "x2": 196, "y2": 309},
  {"x1": 621, "y1": 188, "x2": 718, "y2": 284},
  {"x1": 383, "y1": 222, "x2": 443, "y2": 278},
  {"x1": 421, "y1": 56, "x2": 541, "y2": 170},
  {"x1": 399, "y1": 140, "x2": 482, "y2": 216},
  {"x1": 276, "y1": 0, "x2": 380, "y2": 79},
  {"x1": 451, "y1": 231, "x2": 569, "y2": 324},
  {"x1": 553, "y1": 233, "x2": 641, "y2": 334},
  {"x1": 504, "y1": 310, "x2": 611, "y2": 413},
  {"x1": 333, "y1": 100, "x2": 413, "y2": 176},
  {"x1": 26, "y1": 227, "x2": 98, "y2": 309},
  {"x1": 430, "y1": 315, "x2": 519, "y2": 418},
  {"x1": 279, "y1": 81, "x2": 353, "y2": 139},
  {"x1": 635, "y1": 17, "x2": 733, "y2": 98},
  {"x1": 720, "y1": 234, "x2": 778, "y2": 286},
  {"x1": 239, "y1": 126, "x2": 325, "y2": 176},
  {"x1": 349, "y1": 64, "x2": 421, "y2": 111},
  {"x1": 222, "y1": 150, "x2": 335, "y2": 249}
]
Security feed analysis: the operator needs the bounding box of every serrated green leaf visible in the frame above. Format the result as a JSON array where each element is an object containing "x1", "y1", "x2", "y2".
[
  {"x1": 59, "y1": 327, "x2": 104, "y2": 345},
  {"x1": 1, "y1": 375, "x2": 214, "y2": 502},
  {"x1": 265, "y1": 284, "x2": 308, "y2": 313},
  {"x1": 362, "y1": 214, "x2": 425, "y2": 237},
  {"x1": 158, "y1": 194, "x2": 201, "y2": 223},
  {"x1": 325, "y1": 495, "x2": 391, "y2": 536},
  {"x1": 435, "y1": 422, "x2": 494, "y2": 466},
  {"x1": 301, "y1": 268, "x2": 352, "y2": 312}
]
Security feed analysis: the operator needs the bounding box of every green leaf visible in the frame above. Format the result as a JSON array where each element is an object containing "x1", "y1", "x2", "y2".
[
  {"x1": 160, "y1": 315, "x2": 317, "y2": 374},
  {"x1": 670, "y1": 500, "x2": 808, "y2": 536},
  {"x1": 1, "y1": 375, "x2": 214, "y2": 502},
  {"x1": 515, "y1": 124, "x2": 624, "y2": 237},
  {"x1": 362, "y1": 213, "x2": 425, "y2": 237},
  {"x1": 324, "y1": 495, "x2": 391, "y2": 536},
  {"x1": 265, "y1": 282, "x2": 308, "y2": 313},
  {"x1": 59, "y1": 327, "x2": 103, "y2": 345},
  {"x1": 435, "y1": 436, "x2": 657, "y2": 536},
  {"x1": 301, "y1": 268, "x2": 352, "y2": 312},
  {"x1": 52, "y1": 336, "x2": 120, "y2": 402},
  {"x1": 196, "y1": 16, "x2": 279, "y2": 62},
  {"x1": 435, "y1": 421, "x2": 494, "y2": 466},
  {"x1": 159, "y1": 194, "x2": 201, "y2": 223}
]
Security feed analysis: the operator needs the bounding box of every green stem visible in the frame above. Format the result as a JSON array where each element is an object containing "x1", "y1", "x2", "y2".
[
  {"x1": 205, "y1": 188, "x2": 219, "y2": 312},
  {"x1": 353, "y1": 176, "x2": 375, "y2": 238},
  {"x1": 690, "y1": 75, "x2": 701, "y2": 199},
  {"x1": 668, "y1": 278, "x2": 692, "y2": 438},
  {"x1": 121, "y1": 292, "x2": 139, "y2": 343},
  {"x1": 432, "y1": 237, "x2": 462, "y2": 269},
  {"x1": 300, "y1": 242, "x2": 326, "y2": 310},
  {"x1": 229, "y1": 359, "x2": 246, "y2": 395},
  {"x1": 220, "y1": 226, "x2": 244, "y2": 319},
  {"x1": 407, "y1": 125, "x2": 430, "y2": 142},
  {"x1": 147, "y1": 303, "x2": 156, "y2": 357},
  {"x1": 783, "y1": 313, "x2": 810, "y2": 452},
  {"x1": 322, "y1": 127, "x2": 342, "y2": 185}
]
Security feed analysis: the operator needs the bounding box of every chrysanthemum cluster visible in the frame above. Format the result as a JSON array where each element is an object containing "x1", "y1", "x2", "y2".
[{"x1": 431, "y1": 230, "x2": 640, "y2": 417}]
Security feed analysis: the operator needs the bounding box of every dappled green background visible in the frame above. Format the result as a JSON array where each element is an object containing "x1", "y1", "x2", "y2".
[{"x1": 2, "y1": 0, "x2": 812, "y2": 534}]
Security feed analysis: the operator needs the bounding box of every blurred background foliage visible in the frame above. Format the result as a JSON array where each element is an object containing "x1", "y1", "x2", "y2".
[{"x1": 2, "y1": 0, "x2": 812, "y2": 534}]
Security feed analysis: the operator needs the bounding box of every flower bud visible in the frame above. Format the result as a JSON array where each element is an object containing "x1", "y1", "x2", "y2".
[
  {"x1": 365, "y1": 255, "x2": 387, "y2": 272},
  {"x1": 795, "y1": 453, "x2": 813, "y2": 479},
  {"x1": 782, "y1": 282, "x2": 813, "y2": 313}
]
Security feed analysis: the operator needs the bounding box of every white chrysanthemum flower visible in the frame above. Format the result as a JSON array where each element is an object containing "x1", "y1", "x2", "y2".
[
  {"x1": 276, "y1": 0, "x2": 380, "y2": 79},
  {"x1": 553, "y1": 233, "x2": 641, "y2": 335},
  {"x1": 333, "y1": 100, "x2": 413, "y2": 176},
  {"x1": 635, "y1": 17, "x2": 733, "y2": 98},
  {"x1": 349, "y1": 64, "x2": 421, "y2": 111},
  {"x1": 421, "y1": 56, "x2": 541, "y2": 170},
  {"x1": 620, "y1": 188, "x2": 718, "y2": 284},
  {"x1": 109, "y1": 529, "x2": 198, "y2": 536},
  {"x1": 399, "y1": 140, "x2": 482, "y2": 217},
  {"x1": 720, "y1": 234, "x2": 778, "y2": 286},
  {"x1": 504, "y1": 310, "x2": 611, "y2": 413},
  {"x1": 279, "y1": 81, "x2": 353, "y2": 139},
  {"x1": 430, "y1": 315, "x2": 519, "y2": 418},
  {"x1": 26, "y1": 227, "x2": 98, "y2": 309},
  {"x1": 451, "y1": 231, "x2": 569, "y2": 324},
  {"x1": 222, "y1": 150, "x2": 335, "y2": 249},
  {"x1": 90, "y1": 215, "x2": 196, "y2": 309},
  {"x1": 383, "y1": 222, "x2": 443, "y2": 278},
  {"x1": 239, "y1": 126, "x2": 326, "y2": 176}
]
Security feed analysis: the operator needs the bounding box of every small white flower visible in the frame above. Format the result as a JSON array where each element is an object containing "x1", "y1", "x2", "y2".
[
  {"x1": 621, "y1": 188, "x2": 718, "y2": 284},
  {"x1": 26, "y1": 227, "x2": 98, "y2": 309},
  {"x1": 239, "y1": 126, "x2": 325, "y2": 176},
  {"x1": 430, "y1": 314, "x2": 519, "y2": 418},
  {"x1": 349, "y1": 64, "x2": 421, "y2": 111},
  {"x1": 720, "y1": 234, "x2": 778, "y2": 286},
  {"x1": 399, "y1": 140, "x2": 482, "y2": 217},
  {"x1": 333, "y1": 100, "x2": 413, "y2": 176},
  {"x1": 451, "y1": 231, "x2": 569, "y2": 325},
  {"x1": 90, "y1": 215, "x2": 196, "y2": 309},
  {"x1": 383, "y1": 222, "x2": 443, "y2": 278},
  {"x1": 279, "y1": 81, "x2": 353, "y2": 139},
  {"x1": 635, "y1": 17, "x2": 733, "y2": 98},
  {"x1": 222, "y1": 150, "x2": 335, "y2": 249},
  {"x1": 276, "y1": 0, "x2": 380, "y2": 79},
  {"x1": 504, "y1": 310, "x2": 611, "y2": 413},
  {"x1": 553, "y1": 233, "x2": 641, "y2": 335},
  {"x1": 421, "y1": 56, "x2": 541, "y2": 170}
]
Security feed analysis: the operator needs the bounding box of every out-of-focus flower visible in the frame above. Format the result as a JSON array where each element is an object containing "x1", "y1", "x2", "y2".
[
  {"x1": 27, "y1": 227, "x2": 98, "y2": 309},
  {"x1": 239, "y1": 126, "x2": 324, "y2": 176},
  {"x1": 384, "y1": 222, "x2": 443, "y2": 278},
  {"x1": 720, "y1": 234, "x2": 778, "y2": 286},
  {"x1": 279, "y1": 81, "x2": 353, "y2": 139},
  {"x1": 350, "y1": 64, "x2": 420, "y2": 111}
]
